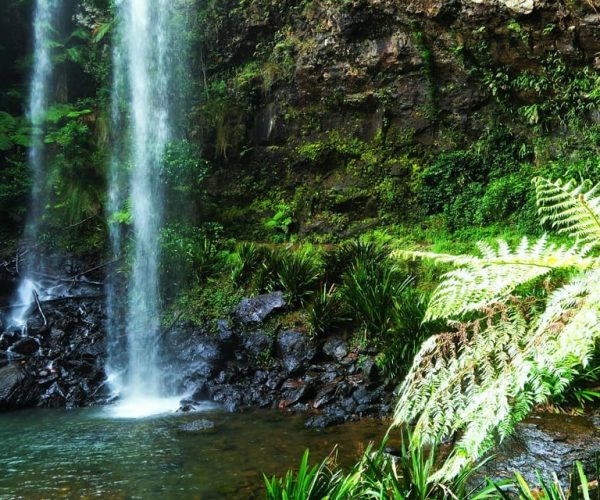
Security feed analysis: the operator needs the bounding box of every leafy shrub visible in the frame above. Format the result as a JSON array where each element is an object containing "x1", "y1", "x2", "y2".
[
  {"x1": 376, "y1": 288, "x2": 442, "y2": 379},
  {"x1": 264, "y1": 202, "x2": 294, "y2": 242},
  {"x1": 442, "y1": 182, "x2": 485, "y2": 231},
  {"x1": 324, "y1": 239, "x2": 388, "y2": 284},
  {"x1": 264, "y1": 433, "x2": 496, "y2": 500},
  {"x1": 494, "y1": 460, "x2": 597, "y2": 500},
  {"x1": 276, "y1": 248, "x2": 322, "y2": 306},
  {"x1": 307, "y1": 283, "x2": 347, "y2": 338},
  {"x1": 341, "y1": 259, "x2": 412, "y2": 341},
  {"x1": 264, "y1": 449, "x2": 353, "y2": 500},
  {"x1": 230, "y1": 241, "x2": 261, "y2": 285},
  {"x1": 252, "y1": 246, "x2": 283, "y2": 293},
  {"x1": 417, "y1": 150, "x2": 486, "y2": 215},
  {"x1": 160, "y1": 224, "x2": 223, "y2": 295},
  {"x1": 161, "y1": 139, "x2": 210, "y2": 195}
]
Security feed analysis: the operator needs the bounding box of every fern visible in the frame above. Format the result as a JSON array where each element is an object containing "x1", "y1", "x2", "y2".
[
  {"x1": 534, "y1": 177, "x2": 600, "y2": 246},
  {"x1": 392, "y1": 176, "x2": 600, "y2": 482}
]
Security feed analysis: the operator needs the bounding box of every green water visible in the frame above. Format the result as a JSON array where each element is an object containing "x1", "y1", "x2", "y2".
[{"x1": 0, "y1": 406, "x2": 389, "y2": 499}]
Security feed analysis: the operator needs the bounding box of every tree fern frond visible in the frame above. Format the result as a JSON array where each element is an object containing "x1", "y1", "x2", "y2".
[
  {"x1": 394, "y1": 308, "x2": 532, "y2": 479},
  {"x1": 534, "y1": 177, "x2": 600, "y2": 247},
  {"x1": 392, "y1": 176, "x2": 600, "y2": 483},
  {"x1": 407, "y1": 237, "x2": 592, "y2": 322}
]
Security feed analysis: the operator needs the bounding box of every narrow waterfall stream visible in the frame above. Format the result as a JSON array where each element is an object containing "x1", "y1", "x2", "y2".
[
  {"x1": 9, "y1": 0, "x2": 61, "y2": 328},
  {"x1": 106, "y1": 0, "x2": 188, "y2": 416}
]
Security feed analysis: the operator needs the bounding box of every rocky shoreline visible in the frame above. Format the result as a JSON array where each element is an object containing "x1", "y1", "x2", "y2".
[{"x1": 0, "y1": 289, "x2": 395, "y2": 427}]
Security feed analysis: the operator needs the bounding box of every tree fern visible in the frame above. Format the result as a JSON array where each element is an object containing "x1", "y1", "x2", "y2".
[
  {"x1": 534, "y1": 177, "x2": 600, "y2": 246},
  {"x1": 391, "y1": 176, "x2": 600, "y2": 482}
]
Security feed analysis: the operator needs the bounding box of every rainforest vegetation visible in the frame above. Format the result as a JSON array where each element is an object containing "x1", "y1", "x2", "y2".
[{"x1": 3, "y1": 0, "x2": 600, "y2": 497}]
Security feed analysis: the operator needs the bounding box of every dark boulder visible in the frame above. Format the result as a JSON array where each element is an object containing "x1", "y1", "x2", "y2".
[
  {"x1": 165, "y1": 324, "x2": 224, "y2": 390},
  {"x1": 9, "y1": 336, "x2": 39, "y2": 356},
  {"x1": 0, "y1": 364, "x2": 39, "y2": 409},
  {"x1": 241, "y1": 330, "x2": 273, "y2": 358},
  {"x1": 235, "y1": 291, "x2": 286, "y2": 324},
  {"x1": 277, "y1": 330, "x2": 317, "y2": 374},
  {"x1": 322, "y1": 338, "x2": 349, "y2": 361},
  {"x1": 477, "y1": 413, "x2": 600, "y2": 487}
]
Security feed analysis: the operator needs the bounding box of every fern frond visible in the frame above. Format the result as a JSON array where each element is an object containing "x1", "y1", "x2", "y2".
[
  {"x1": 402, "y1": 237, "x2": 592, "y2": 322},
  {"x1": 534, "y1": 177, "x2": 600, "y2": 247},
  {"x1": 392, "y1": 174, "x2": 600, "y2": 483},
  {"x1": 394, "y1": 308, "x2": 532, "y2": 479}
]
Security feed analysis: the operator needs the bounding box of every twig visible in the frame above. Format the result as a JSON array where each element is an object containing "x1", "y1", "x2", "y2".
[
  {"x1": 70, "y1": 258, "x2": 120, "y2": 280},
  {"x1": 0, "y1": 294, "x2": 106, "y2": 311},
  {"x1": 30, "y1": 271, "x2": 104, "y2": 287},
  {"x1": 32, "y1": 290, "x2": 47, "y2": 326}
]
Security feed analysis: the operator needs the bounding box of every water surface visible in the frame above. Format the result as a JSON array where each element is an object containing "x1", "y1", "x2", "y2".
[{"x1": 0, "y1": 407, "x2": 390, "y2": 499}]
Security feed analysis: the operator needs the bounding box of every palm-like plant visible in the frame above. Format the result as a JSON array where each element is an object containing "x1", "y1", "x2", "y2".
[{"x1": 391, "y1": 177, "x2": 600, "y2": 481}]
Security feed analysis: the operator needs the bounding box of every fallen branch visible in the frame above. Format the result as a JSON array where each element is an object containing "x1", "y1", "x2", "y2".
[
  {"x1": 71, "y1": 258, "x2": 120, "y2": 280},
  {"x1": 30, "y1": 271, "x2": 104, "y2": 287},
  {"x1": 0, "y1": 294, "x2": 106, "y2": 311},
  {"x1": 32, "y1": 290, "x2": 47, "y2": 326}
]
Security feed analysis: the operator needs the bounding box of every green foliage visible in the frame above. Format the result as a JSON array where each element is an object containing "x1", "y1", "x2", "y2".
[
  {"x1": 494, "y1": 460, "x2": 598, "y2": 500},
  {"x1": 170, "y1": 277, "x2": 244, "y2": 328},
  {"x1": 0, "y1": 112, "x2": 32, "y2": 150},
  {"x1": 43, "y1": 104, "x2": 102, "y2": 224},
  {"x1": 276, "y1": 247, "x2": 322, "y2": 306},
  {"x1": 341, "y1": 259, "x2": 412, "y2": 342},
  {"x1": 392, "y1": 175, "x2": 600, "y2": 481},
  {"x1": 0, "y1": 156, "x2": 29, "y2": 221},
  {"x1": 375, "y1": 288, "x2": 443, "y2": 379},
  {"x1": 160, "y1": 224, "x2": 226, "y2": 296},
  {"x1": 417, "y1": 127, "x2": 529, "y2": 228},
  {"x1": 264, "y1": 202, "x2": 294, "y2": 242},
  {"x1": 324, "y1": 239, "x2": 388, "y2": 284},
  {"x1": 231, "y1": 241, "x2": 261, "y2": 285},
  {"x1": 161, "y1": 140, "x2": 209, "y2": 195},
  {"x1": 307, "y1": 283, "x2": 346, "y2": 338},
  {"x1": 264, "y1": 433, "x2": 497, "y2": 500},
  {"x1": 263, "y1": 449, "x2": 350, "y2": 500}
]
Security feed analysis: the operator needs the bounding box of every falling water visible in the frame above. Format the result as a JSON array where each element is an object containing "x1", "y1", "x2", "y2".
[
  {"x1": 107, "y1": 0, "x2": 187, "y2": 416},
  {"x1": 10, "y1": 0, "x2": 61, "y2": 328}
]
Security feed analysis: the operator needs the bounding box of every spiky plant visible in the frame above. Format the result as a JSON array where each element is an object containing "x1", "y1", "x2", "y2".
[{"x1": 391, "y1": 177, "x2": 600, "y2": 481}]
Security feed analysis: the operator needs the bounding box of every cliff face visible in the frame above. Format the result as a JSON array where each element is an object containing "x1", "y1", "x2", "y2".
[{"x1": 195, "y1": 0, "x2": 600, "y2": 239}]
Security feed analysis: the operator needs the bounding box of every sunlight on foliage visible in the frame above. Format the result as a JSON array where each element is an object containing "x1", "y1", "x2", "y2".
[{"x1": 391, "y1": 176, "x2": 600, "y2": 481}]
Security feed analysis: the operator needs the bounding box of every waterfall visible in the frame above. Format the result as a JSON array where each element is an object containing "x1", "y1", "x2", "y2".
[
  {"x1": 10, "y1": 0, "x2": 61, "y2": 329},
  {"x1": 107, "y1": 0, "x2": 187, "y2": 416}
]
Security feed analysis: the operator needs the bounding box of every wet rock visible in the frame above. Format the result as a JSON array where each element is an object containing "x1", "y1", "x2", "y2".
[
  {"x1": 477, "y1": 413, "x2": 600, "y2": 486},
  {"x1": 361, "y1": 359, "x2": 379, "y2": 382},
  {"x1": 165, "y1": 324, "x2": 224, "y2": 394},
  {"x1": 235, "y1": 291, "x2": 286, "y2": 324},
  {"x1": 9, "y1": 337, "x2": 39, "y2": 356},
  {"x1": 217, "y1": 320, "x2": 234, "y2": 344},
  {"x1": 0, "y1": 364, "x2": 38, "y2": 409},
  {"x1": 179, "y1": 419, "x2": 216, "y2": 433},
  {"x1": 305, "y1": 408, "x2": 347, "y2": 429},
  {"x1": 312, "y1": 384, "x2": 337, "y2": 409},
  {"x1": 277, "y1": 330, "x2": 317, "y2": 374},
  {"x1": 323, "y1": 338, "x2": 348, "y2": 361},
  {"x1": 279, "y1": 378, "x2": 314, "y2": 408},
  {"x1": 241, "y1": 330, "x2": 273, "y2": 358},
  {"x1": 40, "y1": 382, "x2": 67, "y2": 408}
]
